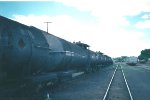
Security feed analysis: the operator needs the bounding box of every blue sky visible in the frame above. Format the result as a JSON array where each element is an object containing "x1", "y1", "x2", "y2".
[
  {"x1": 0, "y1": 1, "x2": 96, "y2": 23},
  {"x1": 0, "y1": 1, "x2": 150, "y2": 57}
]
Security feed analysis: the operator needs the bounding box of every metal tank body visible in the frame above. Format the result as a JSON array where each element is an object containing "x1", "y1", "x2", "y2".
[
  {"x1": 0, "y1": 16, "x2": 113, "y2": 81},
  {"x1": 0, "y1": 16, "x2": 90, "y2": 79}
]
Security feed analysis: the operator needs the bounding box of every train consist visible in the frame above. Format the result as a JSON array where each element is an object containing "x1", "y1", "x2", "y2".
[{"x1": 0, "y1": 16, "x2": 113, "y2": 91}]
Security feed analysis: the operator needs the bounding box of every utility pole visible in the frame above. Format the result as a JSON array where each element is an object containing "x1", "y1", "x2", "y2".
[{"x1": 44, "y1": 22, "x2": 52, "y2": 33}]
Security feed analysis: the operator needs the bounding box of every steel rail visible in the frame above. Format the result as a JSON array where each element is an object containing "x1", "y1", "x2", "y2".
[
  {"x1": 121, "y1": 66, "x2": 133, "y2": 100},
  {"x1": 102, "y1": 65, "x2": 133, "y2": 100},
  {"x1": 102, "y1": 65, "x2": 118, "y2": 100}
]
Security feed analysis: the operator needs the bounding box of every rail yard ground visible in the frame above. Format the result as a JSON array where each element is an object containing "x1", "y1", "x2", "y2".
[{"x1": 49, "y1": 63, "x2": 150, "y2": 100}]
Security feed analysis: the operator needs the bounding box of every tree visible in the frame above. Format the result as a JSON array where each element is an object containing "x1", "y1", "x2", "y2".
[{"x1": 138, "y1": 49, "x2": 150, "y2": 61}]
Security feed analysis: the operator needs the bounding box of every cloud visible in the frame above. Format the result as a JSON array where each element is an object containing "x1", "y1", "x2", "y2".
[
  {"x1": 53, "y1": 0, "x2": 150, "y2": 16},
  {"x1": 142, "y1": 14, "x2": 150, "y2": 19},
  {"x1": 135, "y1": 20, "x2": 150, "y2": 29},
  {"x1": 52, "y1": 0, "x2": 150, "y2": 29}
]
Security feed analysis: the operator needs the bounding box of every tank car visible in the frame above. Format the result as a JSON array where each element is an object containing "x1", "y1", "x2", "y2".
[
  {"x1": 0, "y1": 16, "x2": 111, "y2": 78},
  {"x1": 0, "y1": 16, "x2": 113, "y2": 84},
  {"x1": 0, "y1": 16, "x2": 114, "y2": 99}
]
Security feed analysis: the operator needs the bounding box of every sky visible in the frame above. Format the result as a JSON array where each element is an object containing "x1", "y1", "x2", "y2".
[{"x1": 0, "y1": 0, "x2": 150, "y2": 57}]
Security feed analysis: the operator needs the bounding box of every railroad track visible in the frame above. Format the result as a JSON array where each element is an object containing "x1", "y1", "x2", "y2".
[{"x1": 102, "y1": 64, "x2": 133, "y2": 100}]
